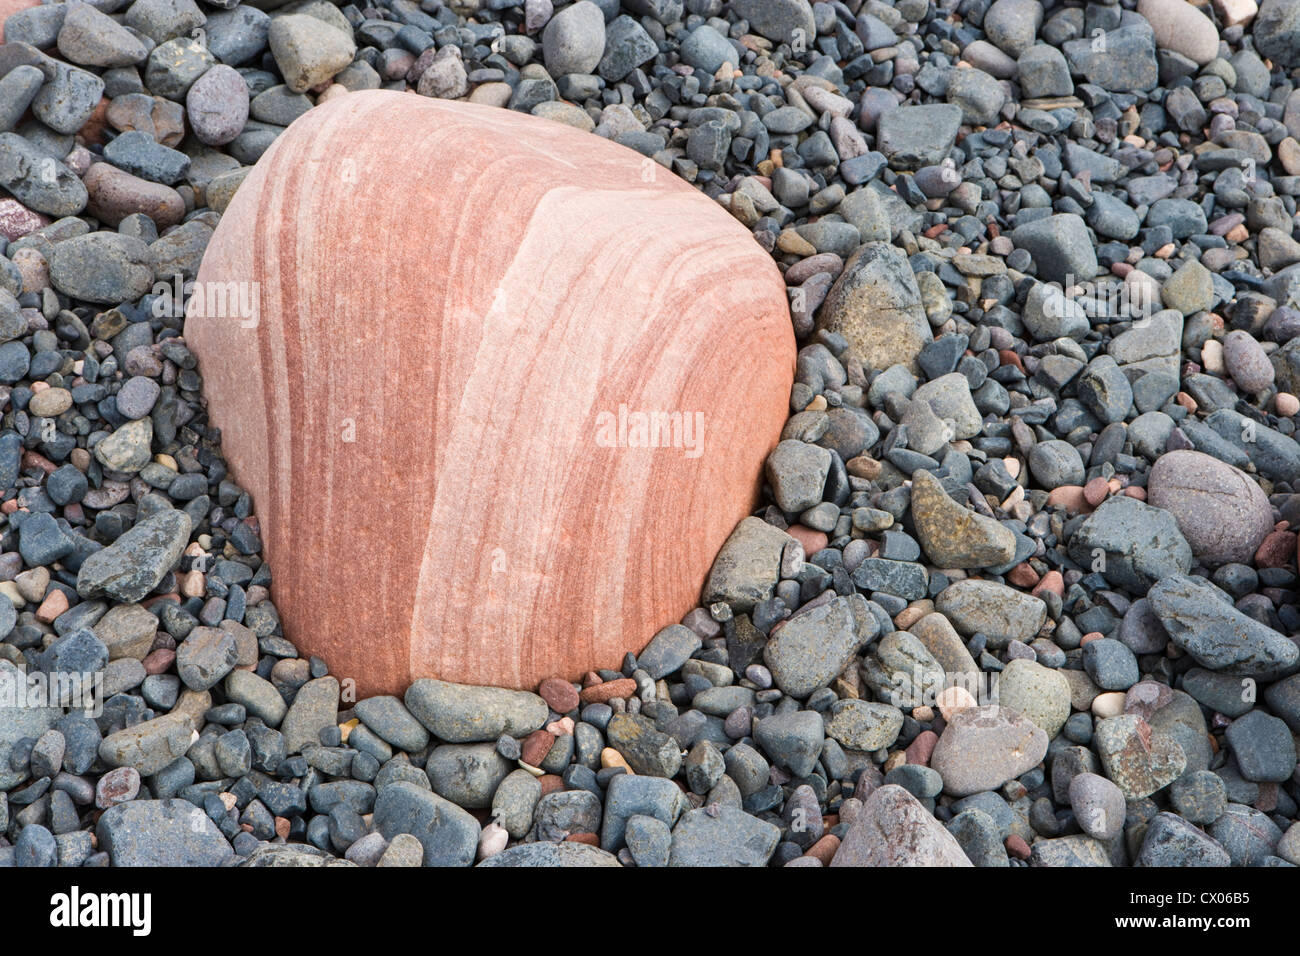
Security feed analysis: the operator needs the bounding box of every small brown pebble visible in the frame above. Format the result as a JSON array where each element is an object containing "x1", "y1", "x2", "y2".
[
  {"x1": 1032, "y1": 570, "x2": 1065, "y2": 598},
  {"x1": 1255, "y1": 782, "x2": 1278, "y2": 813},
  {"x1": 538, "y1": 676, "x2": 580, "y2": 713},
  {"x1": 1079, "y1": 631, "x2": 1104, "y2": 645},
  {"x1": 565, "y1": 831, "x2": 600, "y2": 846},
  {"x1": 1046, "y1": 485, "x2": 1091, "y2": 514},
  {"x1": 846, "y1": 455, "x2": 882, "y2": 479},
  {"x1": 905, "y1": 729, "x2": 938, "y2": 765},
  {"x1": 1255, "y1": 530, "x2": 1296, "y2": 568},
  {"x1": 805, "y1": 833, "x2": 841, "y2": 865},
  {"x1": 893, "y1": 604, "x2": 928, "y2": 630},
  {"x1": 142, "y1": 648, "x2": 175, "y2": 675},
  {"x1": 35, "y1": 590, "x2": 68, "y2": 623},
  {"x1": 22, "y1": 450, "x2": 57, "y2": 475},
  {"x1": 1005, "y1": 834, "x2": 1032, "y2": 860},
  {"x1": 579, "y1": 677, "x2": 637, "y2": 703},
  {"x1": 1007, "y1": 563, "x2": 1039, "y2": 589},
  {"x1": 520, "y1": 729, "x2": 555, "y2": 766},
  {"x1": 787, "y1": 524, "x2": 828, "y2": 556},
  {"x1": 1083, "y1": 476, "x2": 1111, "y2": 507},
  {"x1": 538, "y1": 774, "x2": 565, "y2": 796}
]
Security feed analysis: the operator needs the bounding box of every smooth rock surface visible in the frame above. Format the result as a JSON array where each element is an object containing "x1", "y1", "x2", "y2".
[
  {"x1": 1147, "y1": 450, "x2": 1274, "y2": 566},
  {"x1": 186, "y1": 91, "x2": 793, "y2": 695},
  {"x1": 831, "y1": 784, "x2": 973, "y2": 866}
]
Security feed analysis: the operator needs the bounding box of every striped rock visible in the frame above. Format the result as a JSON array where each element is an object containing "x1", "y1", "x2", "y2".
[{"x1": 186, "y1": 91, "x2": 793, "y2": 696}]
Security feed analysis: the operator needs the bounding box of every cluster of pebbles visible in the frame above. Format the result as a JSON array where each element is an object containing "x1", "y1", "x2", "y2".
[{"x1": 3, "y1": 0, "x2": 1300, "y2": 867}]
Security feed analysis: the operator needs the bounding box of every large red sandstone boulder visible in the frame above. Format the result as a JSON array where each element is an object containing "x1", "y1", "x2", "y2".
[{"x1": 186, "y1": 90, "x2": 794, "y2": 697}]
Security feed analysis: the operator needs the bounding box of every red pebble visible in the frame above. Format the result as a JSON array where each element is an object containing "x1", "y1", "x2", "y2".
[
  {"x1": 787, "y1": 524, "x2": 828, "y2": 557},
  {"x1": 1031, "y1": 570, "x2": 1065, "y2": 599},
  {"x1": 579, "y1": 678, "x2": 637, "y2": 704},
  {"x1": 142, "y1": 648, "x2": 175, "y2": 675},
  {"x1": 1007, "y1": 563, "x2": 1039, "y2": 588},
  {"x1": 905, "y1": 730, "x2": 938, "y2": 766},
  {"x1": 1255, "y1": 530, "x2": 1296, "y2": 569},
  {"x1": 537, "y1": 676, "x2": 580, "y2": 713},
  {"x1": 1005, "y1": 835, "x2": 1032, "y2": 860},
  {"x1": 520, "y1": 729, "x2": 555, "y2": 766},
  {"x1": 1083, "y1": 476, "x2": 1111, "y2": 507}
]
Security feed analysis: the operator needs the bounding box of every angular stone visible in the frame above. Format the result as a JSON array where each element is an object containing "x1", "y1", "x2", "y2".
[
  {"x1": 478, "y1": 841, "x2": 621, "y2": 867},
  {"x1": 97, "y1": 799, "x2": 234, "y2": 866},
  {"x1": 1148, "y1": 573, "x2": 1299, "y2": 677},
  {"x1": 267, "y1": 13, "x2": 357, "y2": 93},
  {"x1": 996, "y1": 658, "x2": 1070, "y2": 737},
  {"x1": 1066, "y1": 495, "x2": 1192, "y2": 593},
  {"x1": 280, "y1": 676, "x2": 340, "y2": 754},
  {"x1": 77, "y1": 509, "x2": 191, "y2": 603},
  {"x1": 816, "y1": 241, "x2": 933, "y2": 374},
  {"x1": 1094, "y1": 714, "x2": 1186, "y2": 799},
  {"x1": 373, "y1": 780, "x2": 480, "y2": 866},
  {"x1": 824, "y1": 699, "x2": 904, "y2": 750},
  {"x1": 831, "y1": 784, "x2": 973, "y2": 866},
  {"x1": 668, "y1": 806, "x2": 781, "y2": 866},
  {"x1": 98, "y1": 713, "x2": 194, "y2": 776},
  {"x1": 702, "y1": 516, "x2": 796, "y2": 613},
  {"x1": 875, "y1": 103, "x2": 962, "y2": 171},
  {"x1": 910, "y1": 469, "x2": 1016, "y2": 568},
  {"x1": 763, "y1": 594, "x2": 878, "y2": 698}
]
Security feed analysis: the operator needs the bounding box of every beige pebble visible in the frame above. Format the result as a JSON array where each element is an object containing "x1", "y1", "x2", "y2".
[
  {"x1": 477, "y1": 822, "x2": 509, "y2": 860},
  {"x1": 601, "y1": 747, "x2": 634, "y2": 773},
  {"x1": 546, "y1": 716, "x2": 575, "y2": 735},
  {"x1": 180, "y1": 570, "x2": 206, "y2": 599},
  {"x1": 1002, "y1": 456, "x2": 1020, "y2": 479},
  {"x1": 1201, "y1": 339, "x2": 1225, "y2": 373},
  {"x1": 316, "y1": 84, "x2": 349, "y2": 105},
  {"x1": 1092, "y1": 691, "x2": 1127, "y2": 718},
  {"x1": 937, "y1": 685, "x2": 977, "y2": 719},
  {"x1": 1276, "y1": 392, "x2": 1299, "y2": 417},
  {"x1": 1213, "y1": 0, "x2": 1257, "y2": 26}
]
